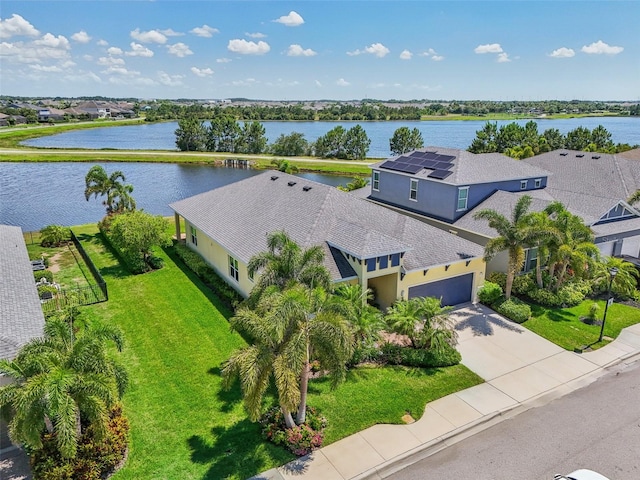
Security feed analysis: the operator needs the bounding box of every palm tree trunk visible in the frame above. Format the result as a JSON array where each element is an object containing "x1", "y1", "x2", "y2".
[
  {"x1": 554, "y1": 263, "x2": 568, "y2": 291},
  {"x1": 296, "y1": 362, "x2": 310, "y2": 425},
  {"x1": 281, "y1": 407, "x2": 296, "y2": 429},
  {"x1": 505, "y1": 268, "x2": 515, "y2": 300},
  {"x1": 536, "y1": 257, "x2": 543, "y2": 288},
  {"x1": 76, "y1": 409, "x2": 82, "y2": 439}
]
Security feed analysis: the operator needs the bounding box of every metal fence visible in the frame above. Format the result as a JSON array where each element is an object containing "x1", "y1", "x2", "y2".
[{"x1": 39, "y1": 231, "x2": 108, "y2": 314}]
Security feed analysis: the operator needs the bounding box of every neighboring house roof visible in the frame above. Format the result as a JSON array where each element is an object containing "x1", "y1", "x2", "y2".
[
  {"x1": 0, "y1": 225, "x2": 45, "y2": 361},
  {"x1": 169, "y1": 171, "x2": 484, "y2": 279},
  {"x1": 370, "y1": 147, "x2": 551, "y2": 186}
]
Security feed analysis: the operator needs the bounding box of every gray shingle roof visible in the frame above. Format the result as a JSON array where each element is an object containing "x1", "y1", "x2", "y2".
[
  {"x1": 371, "y1": 147, "x2": 551, "y2": 186},
  {"x1": 169, "y1": 171, "x2": 484, "y2": 278},
  {"x1": 0, "y1": 225, "x2": 45, "y2": 361}
]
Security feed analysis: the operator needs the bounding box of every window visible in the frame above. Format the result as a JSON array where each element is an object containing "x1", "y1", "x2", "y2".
[
  {"x1": 190, "y1": 225, "x2": 197, "y2": 245},
  {"x1": 390, "y1": 253, "x2": 400, "y2": 267},
  {"x1": 521, "y1": 180, "x2": 528, "y2": 190},
  {"x1": 366, "y1": 258, "x2": 376, "y2": 272},
  {"x1": 534, "y1": 178, "x2": 542, "y2": 188},
  {"x1": 457, "y1": 187, "x2": 469, "y2": 211},
  {"x1": 378, "y1": 255, "x2": 388, "y2": 269},
  {"x1": 372, "y1": 171, "x2": 380, "y2": 191},
  {"x1": 248, "y1": 269, "x2": 254, "y2": 282},
  {"x1": 228, "y1": 255, "x2": 239, "y2": 281},
  {"x1": 409, "y1": 179, "x2": 418, "y2": 201},
  {"x1": 526, "y1": 247, "x2": 538, "y2": 272}
]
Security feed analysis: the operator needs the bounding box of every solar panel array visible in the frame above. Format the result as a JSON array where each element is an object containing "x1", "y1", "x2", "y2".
[{"x1": 379, "y1": 150, "x2": 456, "y2": 180}]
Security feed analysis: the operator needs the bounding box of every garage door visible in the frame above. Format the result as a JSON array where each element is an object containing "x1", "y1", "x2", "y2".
[{"x1": 408, "y1": 273, "x2": 473, "y2": 306}]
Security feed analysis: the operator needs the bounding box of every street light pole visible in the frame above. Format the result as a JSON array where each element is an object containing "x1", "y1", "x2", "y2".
[{"x1": 599, "y1": 267, "x2": 618, "y2": 343}]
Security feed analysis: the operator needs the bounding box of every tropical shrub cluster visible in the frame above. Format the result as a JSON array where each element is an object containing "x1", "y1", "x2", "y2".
[
  {"x1": 40, "y1": 225, "x2": 71, "y2": 247},
  {"x1": 174, "y1": 242, "x2": 243, "y2": 309},
  {"x1": 379, "y1": 342, "x2": 461, "y2": 367},
  {"x1": 34, "y1": 270, "x2": 54, "y2": 283},
  {"x1": 30, "y1": 404, "x2": 129, "y2": 480},
  {"x1": 260, "y1": 406, "x2": 326, "y2": 456},
  {"x1": 493, "y1": 297, "x2": 532, "y2": 323}
]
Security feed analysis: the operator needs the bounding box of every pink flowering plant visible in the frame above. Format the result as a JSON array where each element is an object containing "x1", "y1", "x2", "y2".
[{"x1": 259, "y1": 406, "x2": 327, "y2": 456}]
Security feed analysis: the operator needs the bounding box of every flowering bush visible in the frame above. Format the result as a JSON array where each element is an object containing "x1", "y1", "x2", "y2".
[{"x1": 259, "y1": 406, "x2": 327, "y2": 456}]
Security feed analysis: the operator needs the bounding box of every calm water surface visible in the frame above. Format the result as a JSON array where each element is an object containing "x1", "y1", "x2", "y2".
[
  {"x1": 0, "y1": 162, "x2": 346, "y2": 231},
  {"x1": 22, "y1": 117, "x2": 640, "y2": 158}
]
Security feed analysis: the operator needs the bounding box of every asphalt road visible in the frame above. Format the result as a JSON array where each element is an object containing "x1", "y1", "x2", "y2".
[{"x1": 391, "y1": 359, "x2": 640, "y2": 480}]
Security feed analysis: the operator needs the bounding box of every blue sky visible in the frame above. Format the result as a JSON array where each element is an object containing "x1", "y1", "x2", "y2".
[{"x1": 1, "y1": 1, "x2": 638, "y2": 101}]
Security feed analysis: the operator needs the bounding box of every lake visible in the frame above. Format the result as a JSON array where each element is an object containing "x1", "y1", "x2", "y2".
[
  {"x1": 22, "y1": 117, "x2": 640, "y2": 158},
  {"x1": 0, "y1": 162, "x2": 347, "y2": 232}
]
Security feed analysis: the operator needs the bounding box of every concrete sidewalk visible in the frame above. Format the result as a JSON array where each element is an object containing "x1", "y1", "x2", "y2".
[{"x1": 253, "y1": 303, "x2": 640, "y2": 480}]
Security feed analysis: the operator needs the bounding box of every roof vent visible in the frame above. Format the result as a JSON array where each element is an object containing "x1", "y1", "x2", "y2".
[
  {"x1": 287, "y1": 181, "x2": 297, "y2": 187},
  {"x1": 576, "y1": 154, "x2": 584, "y2": 158},
  {"x1": 560, "y1": 152, "x2": 568, "y2": 156},
  {"x1": 270, "y1": 176, "x2": 279, "y2": 181},
  {"x1": 302, "y1": 186, "x2": 312, "y2": 192},
  {"x1": 592, "y1": 155, "x2": 601, "y2": 159}
]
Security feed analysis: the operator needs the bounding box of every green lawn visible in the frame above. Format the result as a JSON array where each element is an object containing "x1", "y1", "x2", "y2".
[
  {"x1": 524, "y1": 299, "x2": 640, "y2": 351},
  {"x1": 60, "y1": 225, "x2": 482, "y2": 479}
]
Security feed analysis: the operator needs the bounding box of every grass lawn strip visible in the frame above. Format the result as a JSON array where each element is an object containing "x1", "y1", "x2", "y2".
[
  {"x1": 524, "y1": 300, "x2": 640, "y2": 351},
  {"x1": 60, "y1": 224, "x2": 482, "y2": 479}
]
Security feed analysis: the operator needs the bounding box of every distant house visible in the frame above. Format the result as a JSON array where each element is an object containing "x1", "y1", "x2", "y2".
[
  {"x1": 365, "y1": 147, "x2": 640, "y2": 273},
  {"x1": 169, "y1": 171, "x2": 485, "y2": 309}
]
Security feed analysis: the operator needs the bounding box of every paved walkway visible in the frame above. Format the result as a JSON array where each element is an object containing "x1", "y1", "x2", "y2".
[{"x1": 252, "y1": 303, "x2": 640, "y2": 480}]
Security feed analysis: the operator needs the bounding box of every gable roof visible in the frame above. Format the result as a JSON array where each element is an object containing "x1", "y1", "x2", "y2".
[
  {"x1": 370, "y1": 147, "x2": 551, "y2": 186},
  {"x1": 0, "y1": 225, "x2": 45, "y2": 361},
  {"x1": 169, "y1": 171, "x2": 484, "y2": 278}
]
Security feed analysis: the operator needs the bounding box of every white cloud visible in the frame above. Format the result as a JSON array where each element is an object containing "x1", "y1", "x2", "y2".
[
  {"x1": 83, "y1": 54, "x2": 93, "y2": 61},
  {"x1": 287, "y1": 44, "x2": 316, "y2": 57},
  {"x1": 191, "y1": 66, "x2": 214, "y2": 77},
  {"x1": 336, "y1": 78, "x2": 350, "y2": 86},
  {"x1": 399, "y1": 49, "x2": 412, "y2": 60},
  {"x1": 216, "y1": 57, "x2": 231, "y2": 63},
  {"x1": 246, "y1": 32, "x2": 266, "y2": 39},
  {"x1": 474, "y1": 43, "x2": 503, "y2": 54},
  {"x1": 347, "y1": 42, "x2": 390, "y2": 58},
  {"x1": 497, "y1": 52, "x2": 511, "y2": 63},
  {"x1": 35, "y1": 33, "x2": 70, "y2": 50},
  {"x1": 158, "y1": 71, "x2": 184, "y2": 86},
  {"x1": 431, "y1": 55, "x2": 444, "y2": 61},
  {"x1": 420, "y1": 48, "x2": 444, "y2": 61},
  {"x1": 130, "y1": 28, "x2": 167, "y2": 44},
  {"x1": 97, "y1": 39, "x2": 108, "y2": 46},
  {"x1": 107, "y1": 46, "x2": 123, "y2": 55},
  {"x1": 190, "y1": 25, "x2": 219, "y2": 38},
  {"x1": 29, "y1": 64, "x2": 63, "y2": 72},
  {"x1": 167, "y1": 42, "x2": 193, "y2": 57},
  {"x1": 231, "y1": 78, "x2": 258, "y2": 87},
  {"x1": 71, "y1": 30, "x2": 91, "y2": 43},
  {"x1": 160, "y1": 28, "x2": 183, "y2": 37},
  {"x1": 103, "y1": 65, "x2": 140, "y2": 76},
  {"x1": 98, "y1": 56, "x2": 125, "y2": 66},
  {"x1": 0, "y1": 14, "x2": 40, "y2": 39},
  {"x1": 581, "y1": 40, "x2": 624, "y2": 55},
  {"x1": 315, "y1": 80, "x2": 322, "y2": 87},
  {"x1": 274, "y1": 11, "x2": 304, "y2": 27},
  {"x1": 227, "y1": 39, "x2": 270, "y2": 55},
  {"x1": 549, "y1": 47, "x2": 575, "y2": 58},
  {"x1": 125, "y1": 42, "x2": 154, "y2": 57}
]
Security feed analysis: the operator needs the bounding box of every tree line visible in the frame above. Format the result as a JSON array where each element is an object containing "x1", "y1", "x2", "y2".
[{"x1": 468, "y1": 121, "x2": 637, "y2": 158}]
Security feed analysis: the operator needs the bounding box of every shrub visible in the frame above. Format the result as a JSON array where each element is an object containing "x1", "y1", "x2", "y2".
[
  {"x1": 512, "y1": 273, "x2": 536, "y2": 296},
  {"x1": 349, "y1": 345, "x2": 382, "y2": 366},
  {"x1": 30, "y1": 404, "x2": 129, "y2": 480},
  {"x1": 174, "y1": 243, "x2": 243, "y2": 309},
  {"x1": 526, "y1": 282, "x2": 587, "y2": 308},
  {"x1": 35, "y1": 270, "x2": 54, "y2": 283},
  {"x1": 40, "y1": 225, "x2": 71, "y2": 247},
  {"x1": 260, "y1": 406, "x2": 326, "y2": 456},
  {"x1": 379, "y1": 342, "x2": 461, "y2": 367},
  {"x1": 38, "y1": 285, "x2": 58, "y2": 300},
  {"x1": 494, "y1": 297, "x2": 531, "y2": 323},
  {"x1": 477, "y1": 281, "x2": 503, "y2": 306},
  {"x1": 487, "y1": 272, "x2": 506, "y2": 291}
]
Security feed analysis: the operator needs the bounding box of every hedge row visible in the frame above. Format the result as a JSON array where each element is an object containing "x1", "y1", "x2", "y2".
[
  {"x1": 173, "y1": 242, "x2": 243, "y2": 309},
  {"x1": 350, "y1": 342, "x2": 461, "y2": 368}
]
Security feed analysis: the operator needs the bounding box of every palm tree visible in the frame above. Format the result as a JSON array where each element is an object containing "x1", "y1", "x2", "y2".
[
  {"x1": 222, "y1": 285, "x2": 352, "y2": 427},
  {"x1": 385, "y1": 297, "x2": 457, "y2": 352},
  {"x1": 334, "y1": 284, "x2": 385, "y2": 348},
  {"x1": 544, "y1": 202, "x2": 598, "y2": 290},
  {"x1": 84, "y1": 165, "x2": 136, "y2": 216},
  {"x1": 593, "y1": 257, "x2": 639, "y2": 298},
  {"x1": 474, "y1": 195, "x2": 553, "y2": 299},
  {"x1": 247, "y1": 230, "x2": 331, "y2": 304},
  {"x1": 0, "y1": 317, "x2": 127, "y2": 459},
  {"x1": 337, "y1": 177, "x2": 369, "y2": 192},
  {"x1": 627, "y1": 190, "x2": 640, "y2": 207}
]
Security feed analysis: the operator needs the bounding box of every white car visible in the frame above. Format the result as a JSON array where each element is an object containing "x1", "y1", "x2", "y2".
[{"x1": 554, "y1": 470, "x2": 610, "y2": 480}]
